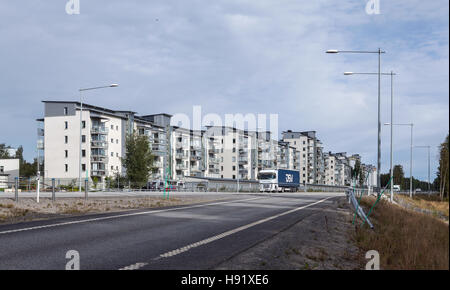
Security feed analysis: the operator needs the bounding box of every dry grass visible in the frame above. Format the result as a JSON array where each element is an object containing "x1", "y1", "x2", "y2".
[
  {"x1": 396, "y1": 194, "x2": 449, "y2": 218},
  {"x1": 353, "y1": 197, "x2": 449, "y2": 270}
]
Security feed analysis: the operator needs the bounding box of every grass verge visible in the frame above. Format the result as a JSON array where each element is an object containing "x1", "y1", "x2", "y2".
[{"x1": 352, "y1": 196, "x2": 449, "y2": 270}]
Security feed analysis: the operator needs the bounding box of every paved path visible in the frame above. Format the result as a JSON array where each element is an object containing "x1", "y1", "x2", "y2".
[{"x1": 0, "y1": 192, "x2": 343, "y2": 270}]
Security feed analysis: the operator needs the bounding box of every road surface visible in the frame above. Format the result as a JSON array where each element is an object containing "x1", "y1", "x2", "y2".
[{"x1": 0, "y1": 192, "x2": 343, "y2": 270}]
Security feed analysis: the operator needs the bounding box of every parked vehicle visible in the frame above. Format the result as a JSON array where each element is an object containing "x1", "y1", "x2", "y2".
[
  {"x1": 258, "y1": 169, "x2": 300, "y2": 192},
  {"x1": 393, "y1": 185, "x2": 401, "y2": 192}
]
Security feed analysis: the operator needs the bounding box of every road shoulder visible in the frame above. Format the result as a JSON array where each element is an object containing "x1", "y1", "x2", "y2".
[{"x1": 214, "y1": 196, "x2": 363, "y2": 270}]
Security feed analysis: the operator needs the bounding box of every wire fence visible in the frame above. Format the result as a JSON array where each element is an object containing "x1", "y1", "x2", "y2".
[{"x1": 1, "y1": 176, "x2": 360, "y2": 194}]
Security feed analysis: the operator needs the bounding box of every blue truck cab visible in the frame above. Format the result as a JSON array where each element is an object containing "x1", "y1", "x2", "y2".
[{"x1": 258, "y1": 169, "x2": 300, "y2": 192}]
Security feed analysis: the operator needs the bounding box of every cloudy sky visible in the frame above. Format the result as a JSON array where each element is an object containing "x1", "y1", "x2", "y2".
[{"x1": 0, "y1": 0, "x2": 448, "y2": 181}]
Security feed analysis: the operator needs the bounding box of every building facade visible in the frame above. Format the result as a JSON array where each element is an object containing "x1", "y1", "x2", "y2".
[{"x1": 40, "y1": 101, "x2": 372, "y2": 187}]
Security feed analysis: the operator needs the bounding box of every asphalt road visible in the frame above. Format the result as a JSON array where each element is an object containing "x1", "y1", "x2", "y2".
[{"x1": 0, "y1": 192, "x2": 343, "y2": 270}]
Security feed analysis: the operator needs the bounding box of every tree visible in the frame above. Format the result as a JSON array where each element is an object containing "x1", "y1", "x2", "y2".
[
  {"x1": 0, "y1": 143, "x2": 10, "y2": 158},
  {"x1": 122, "y1": 132, "x2": 155, "y2": 188},
  {"x1": 351, "y1": 160, "x2": 364, "y2": 187},
  {"x1": 437, "y1": 133, "x2": 449, "y2": 200},
  {"x1": 393, "y1": 165, "x2": 405, "y2": 186}
]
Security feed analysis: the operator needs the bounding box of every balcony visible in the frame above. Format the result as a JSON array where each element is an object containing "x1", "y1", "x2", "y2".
[
  {"x1": 175, "y1": 153, "x2": 185, "y2": 159},
  {"x1": 91, "y1": 140, "x2": 108, "y2": 148},
  {"x1": 190, "y1": 155, "x2": 202, "y2": 161},
  {"x1": 209, "y1": 157, "x2": 220, "y2": 164},
  {"x1": 238, "y1": 157, "x2": 248, "y2": 164},
  {"x1": 91, "y1": 127, "x2": 109, "y2": 135},
  {"x1": 91, "y1": 170, "x2": 108, "y2": 177},
  {"x1": 175, "y1": 164, "x2": 187, "y2": 170},
  {"x1": 91, "y1": 154, "x2": 108, "y2": 163}
]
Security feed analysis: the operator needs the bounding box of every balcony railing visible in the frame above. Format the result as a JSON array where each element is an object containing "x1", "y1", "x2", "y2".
[
  {"x1": 175, "y1": 153, "x2": 185, "y2": 159},
  {"x1": 91, "y1": 127, "x2": 109, "y2": 134},
  {"x1": 91, "y1": 141, "x2": 108, "y2": 148}
]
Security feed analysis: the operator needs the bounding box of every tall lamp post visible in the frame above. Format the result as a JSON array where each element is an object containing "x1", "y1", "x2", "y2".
[
  {"x1": 384, "y1": 123, "x2": 414, "y2": 198},
  {"x1": 414, "y1": 145, "x2": 431, "y2": 193},
  {"x1": 344, "y1": 71, "x2": 396, "y2": 202},
  {"x1": 78, "y1": 84, "x2": 118, "y2": 192},
  {"x1": 327, "y1": 48, "x2": 385, "y2": 195}
]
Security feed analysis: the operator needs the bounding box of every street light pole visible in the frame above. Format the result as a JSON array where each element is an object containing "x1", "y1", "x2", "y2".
[
  {"x1": 327, "y1": 48, "x2": 385, "y2": 195},
  {"x1": 414, "y1": 145, "x2": 431, "y2": 193},
  {"x1": 78, "y1": 84, "x2": 118, "y2": 193},
  {"x1": 385, "y1": 123, "x2": 414, "y2": 198},
  {"x1": 345, "y1": 71, "x2": 396, "y2": 202}
]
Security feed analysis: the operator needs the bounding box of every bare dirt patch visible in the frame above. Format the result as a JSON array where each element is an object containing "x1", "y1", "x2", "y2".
[
  {"x1": 0, "y1": 195, "x2": 227, "y2": 225},
  {"x1": 215, "y1": 197, "x2": 363, "y2": 270}
]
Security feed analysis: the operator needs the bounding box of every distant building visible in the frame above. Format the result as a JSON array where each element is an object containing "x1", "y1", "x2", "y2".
[{"x1": 0, "y1": 159, "x2": 20, "y2": 188}]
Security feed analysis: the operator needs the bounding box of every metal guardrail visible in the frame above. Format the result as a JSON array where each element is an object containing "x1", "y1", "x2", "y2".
[{"x1": 346, "y1": 188, "x2": 374, "y2": 229}]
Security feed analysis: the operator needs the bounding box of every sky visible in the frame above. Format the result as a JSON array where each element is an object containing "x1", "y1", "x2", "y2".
[{"x1": 0, "y1": 0, "x2": 448, "y2": 181}]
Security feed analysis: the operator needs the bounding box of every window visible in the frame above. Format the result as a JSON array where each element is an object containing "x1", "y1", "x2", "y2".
[
  {"x1": 116, "y1": 153, "x2": 119, "y2": 157},
  {"x1": 116, "y1": 125, "x2": 118, "y2": 130},
  {"x1": 0, "y1": 166, "x2": 3, "y2": 173},
  {"x1": 82, "y1": 135, "x2": 86, "y2": 143},
  {"x1": 111, "y1": 138, "x2": 114, "y2": 143},
  {"x1": 232, "y1": 175, "x2": 236, "y2": 179},
  {"x1": 64, "y1": 107, "x2": 68, "y2": 115},
  {"x1": 221, "y1": 166, "x2": 223, "y2": 171},
  {"x1": 82, "y1": 150, "x2": 86, "y2": 157},
  {"x1": 233, "y1": 138, "x2": 236, "y2": 144},
  {"x1": 303, "y1": 141, "x2": 306, "y2": 145},
  {"x1": 116, "y1": 139, "x2": 118, "y2": 144},
  {"x1": 65, "y1": 150, "x2": 68, "y2": 158},
  {"x1": 64, "y1": 121, "x2": 68, "y2": 129},
  {"x1": 65, "y1": 164, "x2": 68, "y2": 172},
  {"x1": 294, "y1": 141, "x2": 296, "y2": 145},
  {"x1": 116, "y1": 166, "x2": 118, "y2": 170},
  {"x1": 232, "y1": 147, "x2": 236, "y2": 153},
  {"x1": 65, "y1": 136, "x2": 68, "y2": 143},
  {"x1": 82, "y1": 164, "x2": 86, "y2": 172},
  {"x1": 303, "y1": 148, "x2": 305, "y2": 151},
  {"x1": 111, "y1": 152, "x2": 114, "y2": 157},
  {"x1": 82, "y1": 121, "x2": 86, "y2": 129},
  {"x1": 232, "y1": 156, "x2": 236, "y2": 162},
  {"x1": 111, "y1": 125, "x2": 114, "y2": 130},
  {"x1": 111, "y1": 166, "x2": 114, "y2": 171},
  {"x1": 303, "y1": 154, "x2": 306, "y2": 157},
  {"x1": 232, "y1": 166, "x2": 236, "y2": 171}
]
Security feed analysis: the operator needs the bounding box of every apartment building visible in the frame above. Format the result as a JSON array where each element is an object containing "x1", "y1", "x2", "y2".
[
  {"x1": 40, "y1": 101, "x2": 371, "y2": 187},
  {"x1": 281, "y1": 130, "x2": 319, "y2": 184}
]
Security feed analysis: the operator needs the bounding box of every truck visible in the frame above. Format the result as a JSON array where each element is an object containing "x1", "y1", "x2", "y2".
[{"x1": 258, "y1": 169, "x2": 300, "y2": 192}]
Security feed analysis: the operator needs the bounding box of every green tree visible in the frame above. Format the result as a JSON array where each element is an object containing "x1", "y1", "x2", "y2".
[
  {"x1": 122, "y1": 132, "x2": 155, "y2": 188},
  {"x1": 0, "y1": 143, "x2": 10, "y2": 158},
  {"x1": 351, "y1": 160, "x2": 364, "y2": 187},
  {"x1": 393, "y1": 165, "x2": 404, "y2": 186},
  {"x1": 437, "y1": 133, "x2": 449, "y2": 200}
]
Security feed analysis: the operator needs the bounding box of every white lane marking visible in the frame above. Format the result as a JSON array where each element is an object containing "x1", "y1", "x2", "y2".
[
  {"x1": 118, "y1": 262, "x2": 148, "y2": 270},
  {"x1": 156, "y1": 196, "x2": 334, "y2": 259},
  {"x1": 0, "y1": 197, "x2": 266, "y2": 235}
]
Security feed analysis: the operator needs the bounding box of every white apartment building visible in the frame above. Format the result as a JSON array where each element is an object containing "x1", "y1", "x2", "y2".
[
  {"x1": 0, "y1": 158, "x2": 20, "y2": 188},
  {"x1": 40, "y1": 101, "x2": 372, "y2": 186}
]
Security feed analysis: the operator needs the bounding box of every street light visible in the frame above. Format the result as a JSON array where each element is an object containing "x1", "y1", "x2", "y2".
[
  {"x1": 78, "y1": 84, "x2": 119, "y2": 192},
  {"x1": 414, "y1": 145, "x2": 431, "y2": 193},
  {"x1": 327, "y1": 48, "x2": 386, "y2": 196},
  {"x1": 345, "y1": 71, "x2": 396, "y2": 202},
  {"x1": 384, "y1": 123, "x2": 414, "y2": 198}
]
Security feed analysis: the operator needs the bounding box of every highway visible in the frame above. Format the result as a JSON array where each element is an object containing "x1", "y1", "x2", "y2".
[{"x1": 0, "y1": 192, "x2": 343, "y2": 270}]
